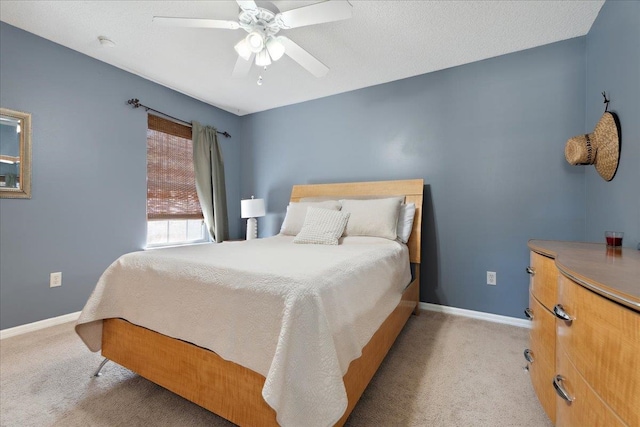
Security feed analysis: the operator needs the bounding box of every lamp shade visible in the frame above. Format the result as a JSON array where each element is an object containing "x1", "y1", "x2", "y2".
[
  {"x1": 255, "y1": 49, "x2": 271, "y2": 67},
  {"x1": 241, "y1": 197, "x2": 265, "y2": 218},
  {"x1": 234, "y1": 38, "x2": 252, "y2": 61},
  {"x1": 266, "y1": 37, "x2": 285, "y2": 61},
  {"x1": 246, "y1": 31, "x2": 264, "y2": 53}
]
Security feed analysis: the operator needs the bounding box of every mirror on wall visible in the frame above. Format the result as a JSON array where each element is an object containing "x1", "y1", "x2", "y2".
[{"x1": 0, "y1": 108, "x2": 32, "y2": 199}]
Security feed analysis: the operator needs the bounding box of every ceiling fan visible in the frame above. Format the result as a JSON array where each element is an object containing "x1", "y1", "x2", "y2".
[{"x1": 153, "y1": 0, "x2": 352, "y2": 79}]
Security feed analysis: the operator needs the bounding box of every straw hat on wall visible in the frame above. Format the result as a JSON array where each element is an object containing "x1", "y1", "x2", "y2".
[{"x1": 565, "y1": 112, "x2": 621, "y2": 181}]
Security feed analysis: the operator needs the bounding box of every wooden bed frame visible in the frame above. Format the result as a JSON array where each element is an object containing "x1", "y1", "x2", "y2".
[{"x1": 101, "y1": 179, "x2": 424, "y2": 426}]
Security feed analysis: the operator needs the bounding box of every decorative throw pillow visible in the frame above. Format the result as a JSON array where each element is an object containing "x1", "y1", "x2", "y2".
[
  {"x1": 396, "y1": 203, "x2": 416, "y2": 243},
  {"x1": 293, "y1": 207, "x2": 350, "y2": 245},
  {"x1": 340, "y1": 197, "x2": 403, "y2": 240},
  {"x1": 280, "y1": 201, "x2": 342, "y2": 236}
]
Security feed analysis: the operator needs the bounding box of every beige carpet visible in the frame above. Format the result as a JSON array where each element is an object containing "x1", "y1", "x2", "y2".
[{"x1": 0, "y1": 311, "x2": 552, "y2": 427}]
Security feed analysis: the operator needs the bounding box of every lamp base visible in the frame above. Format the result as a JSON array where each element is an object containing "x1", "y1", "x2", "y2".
[{"x1": 246, "y1": 217, "x2": 258, "y2": 240}]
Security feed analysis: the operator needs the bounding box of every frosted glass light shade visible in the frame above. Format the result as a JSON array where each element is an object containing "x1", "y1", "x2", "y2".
[
  {"x1": 246, "y1": 32, "x2": 264, "y2": 53},
  {"x1": 255, "y1": 49, "x2": 271, "y2": 67},
  {"x1": 241, "y1": 197, "x2": 265, "y2": 218},
  {"x1": 266, "y1": 37, "x2": 285, "y2": 61},
  {"x1": 234, "y1": 38, "x2": 252, "y2": 60}
]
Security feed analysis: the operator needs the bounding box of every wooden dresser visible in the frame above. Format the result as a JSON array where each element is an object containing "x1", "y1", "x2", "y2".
[{"x1": 525, "y1": 240, "x2": 639, "y2": 427}]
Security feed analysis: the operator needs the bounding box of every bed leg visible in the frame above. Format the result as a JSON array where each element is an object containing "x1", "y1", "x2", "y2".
[
  {"x1": 92, "y1": 358, "x2": 110, "y2": 377},
  {"x1": 412, "y1": 268, "x2": 420, "y2": 316}
]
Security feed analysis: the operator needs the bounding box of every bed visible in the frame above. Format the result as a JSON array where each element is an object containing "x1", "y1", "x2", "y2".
[{"x1": 76, "y1": 179, "x2": 424, "y2": 427}]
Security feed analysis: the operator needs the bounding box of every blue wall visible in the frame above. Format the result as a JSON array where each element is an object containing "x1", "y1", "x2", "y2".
[
  {"x1": 241, "y1": 38, "x2": 587, "y2": 319},
  {"x1": 0, "y1": 23, "x2": 243, "y2": 329},
  {"x1": 584, "y1": 0, "x2": 640, "y2": 248}
]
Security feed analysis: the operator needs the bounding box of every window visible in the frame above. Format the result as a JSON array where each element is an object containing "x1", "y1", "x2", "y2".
[{"x1": 146, "y1": 115, "x2": 206, "y2": 246}]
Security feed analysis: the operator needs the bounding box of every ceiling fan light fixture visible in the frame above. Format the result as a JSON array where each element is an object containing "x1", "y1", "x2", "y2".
[
  {"x1": 155, "y1": 0, "x2": 354, "y2": 79},
  {"x1": 246, "y1": 31, "x2": 265, "y2": 53},
  {"x1": 255, "y1": 49, "x2": 271, "y2": 67},
  {"x1": 266, "y1": 37, "x2": 285, "y2": 61},
  {"x1": 234, "y1": 38, "x2": 252, "y2": 61}
]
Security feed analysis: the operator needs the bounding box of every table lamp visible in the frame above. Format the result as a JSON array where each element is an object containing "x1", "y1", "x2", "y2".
[{"x1": 241, "y1": 196, "x2": 265, "y2": 240}]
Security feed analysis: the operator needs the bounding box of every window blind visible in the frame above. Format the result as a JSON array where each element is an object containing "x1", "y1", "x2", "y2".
[{"x1": 147, "y1": 114, "x2": 203, "y2": 220}]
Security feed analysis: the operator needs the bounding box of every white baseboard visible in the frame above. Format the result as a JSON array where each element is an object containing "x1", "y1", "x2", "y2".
[
  {"x1": 0, "y1": 304, "x2": 528, "y2": 339},
  {"x1": 419, "y1": 302, "x2": 531, "y2": 328},
  {"x1": 0, "y1": 311, "x2": 81, "y2": 340}
]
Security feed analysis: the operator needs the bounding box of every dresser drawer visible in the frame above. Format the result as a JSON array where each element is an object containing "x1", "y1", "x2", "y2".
[
  {"x1": 528, "y1": 251, "x2": 558, "y2": 311},
  {"x1": 556, "y1": 275, "x2": 640, "y2": 426},
  {"x1": 555, "y1": 347, "x2": 625, "y2": 427},
  {"x1": 529, "y1": 292, "x2": 556, "y2": 369},
  {"x1": 527, "y1": 292, "x2": 556, "y2": 423}
]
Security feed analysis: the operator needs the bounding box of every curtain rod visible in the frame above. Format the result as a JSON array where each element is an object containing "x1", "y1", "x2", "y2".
[{"x1": 126, "y1": 98, "x2": 231, "y2": 138}]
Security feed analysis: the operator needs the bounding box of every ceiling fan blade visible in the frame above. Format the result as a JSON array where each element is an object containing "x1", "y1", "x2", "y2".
[
  {"x1": 236, "y1": 0, "x2": 258, "y2": 11},
  {"x1": 276, "y1": 1, "x2": 352, "y2": 29},
  {"x1": 153, "y1": 16, "x2": 240, "y2": 30},
  {"x1": 279, "y1": 36, "x2": 329, "y2": 78},
  {"x1": 232, "y1": 54, "x2": 255, "y2": 77}
]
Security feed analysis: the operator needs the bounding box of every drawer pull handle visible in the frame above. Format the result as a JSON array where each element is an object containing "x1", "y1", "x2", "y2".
[
  {"x1": 553, "y1": 375, "x2": 574, "y2": 403},
  {"x1": 524, "y1": 349, "x2": 534, "y2": 363},
  {"x1": 553, "y1": 304, "x2": 573, "y2": 322},
  {"x1": 524, "y1": 308, "x2": 534, "y2": 320},
  {"x1": 526, "y1": 266, "x2": 535, "y2": 275}
]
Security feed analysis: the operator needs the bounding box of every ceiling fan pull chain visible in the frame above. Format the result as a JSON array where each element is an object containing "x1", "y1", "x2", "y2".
[{"x1": 257, "y1": 66, "x2": 268, "y2": 86}]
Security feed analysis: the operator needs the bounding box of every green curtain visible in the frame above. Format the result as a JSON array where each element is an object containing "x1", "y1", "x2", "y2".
[{"x1": 192, "y1": 121, "x2": 229, "y2": 243}]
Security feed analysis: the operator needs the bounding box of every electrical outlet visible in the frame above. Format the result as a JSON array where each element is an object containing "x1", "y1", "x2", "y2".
[
  {"x1": 50, "y1": 272, "x2": 62, "y2": 288},
  {"x1": 487, "y1": 271, "x2": 497, "y2": 286}
]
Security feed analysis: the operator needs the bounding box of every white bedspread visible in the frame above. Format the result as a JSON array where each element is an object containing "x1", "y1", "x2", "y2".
[{"x1": 76, "y1": 235, "x2": 411, "y2": 427}]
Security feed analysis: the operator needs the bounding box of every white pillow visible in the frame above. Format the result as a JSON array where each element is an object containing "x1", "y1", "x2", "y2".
[
  {"x1": 340, "y1": 197, "x2": 403, "y2": 240},
  {"x1": 293, "y1": 207, "x2": 350, "y2": 245},
  {"x1": 280, "y1": 201, "x2": 341, "y2": 236},
  {"x1": 397, "y1": 203, "x2": 416, "y2": 244}
]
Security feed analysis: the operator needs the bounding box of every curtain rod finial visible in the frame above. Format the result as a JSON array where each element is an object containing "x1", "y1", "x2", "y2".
[{"x1": 127, "y1": 98, "x2": 141, "y2": 109}]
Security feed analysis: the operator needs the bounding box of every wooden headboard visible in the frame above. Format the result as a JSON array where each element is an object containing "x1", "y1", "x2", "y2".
[{"x1": 290, "y1": 179, "x2": 424, "y2": 264}]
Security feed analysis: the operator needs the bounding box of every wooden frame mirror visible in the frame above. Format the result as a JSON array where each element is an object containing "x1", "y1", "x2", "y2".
[{"x1": 0, "y1": 108, "x2": 32, "y2": 199}]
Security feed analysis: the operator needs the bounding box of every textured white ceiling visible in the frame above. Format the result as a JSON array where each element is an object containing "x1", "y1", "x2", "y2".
[{"x1": 0, "y1": 1, "x2": 604, "y2": 116}]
